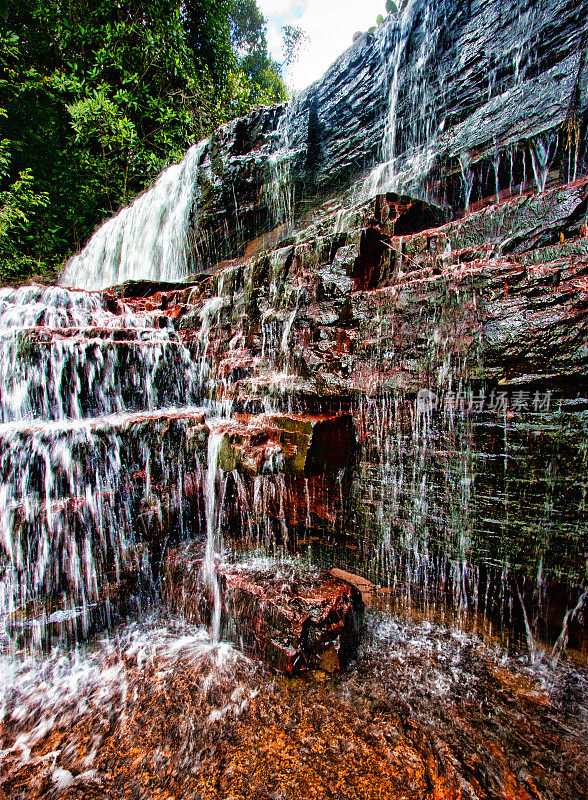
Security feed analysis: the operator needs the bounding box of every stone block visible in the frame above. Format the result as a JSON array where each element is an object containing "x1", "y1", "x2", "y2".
[
  {"x1": 212, "y1": 413, "x2": 355, "y2": 477},
  {"x1": 163, "y1": 547, "x2": 364, "y2": 673}
]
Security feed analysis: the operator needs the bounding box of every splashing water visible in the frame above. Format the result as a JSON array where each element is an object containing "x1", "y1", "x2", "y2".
[{"x1": 0, "y1": 618, "x2": 256, "y2": 789}]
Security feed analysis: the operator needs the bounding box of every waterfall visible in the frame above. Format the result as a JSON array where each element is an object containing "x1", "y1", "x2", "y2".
[
  {"x1": 61, "y1": 140, "x2": 208, "y2": 291},
  {"x1": 203, "y1": 432, "x2": 226, "y2": 642},
  {"x1": 0, "y1": 281, "x2": 210, "y2": 642},
  {"x1": 0, "y1": 409, "x2": 207, "y2": 632},
  {"x1": 263, "y1": 148, "x2": 294, "y2": 228},
  {"x1": 358, "y1": 0, "x2": 565, "y2": 207},
  {"x1": 0, "y1": 285, "x2": 201, "y2": 422},
  {"x1": 1, "y1": 3, "x2": 587, "y2": 795},
  {"x1": 360, "y1": 0, "x2": 441, "y2": 200},
  {"x1": 530, "y1": 131, "x2": 558, "y2": 193}
]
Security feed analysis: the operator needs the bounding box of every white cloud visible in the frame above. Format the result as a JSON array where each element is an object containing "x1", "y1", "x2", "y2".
[
  {"x1": 265, "y1": 20, "x2": 284, "y2": 61},
  {"x1": 258, "y1": 0, "x2": 389, "y2": 91}
]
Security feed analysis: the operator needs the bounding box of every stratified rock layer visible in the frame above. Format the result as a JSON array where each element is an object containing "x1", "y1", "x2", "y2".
[
  {"x1": 148, "y1": 176, "x2": 588, "y2": 641},
  {"x1": 186, "y1": 0, "x2": 588, "y2": 268}
]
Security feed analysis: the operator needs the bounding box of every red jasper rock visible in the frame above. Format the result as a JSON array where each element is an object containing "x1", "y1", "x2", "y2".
[{"x1": 163, "y1": 547, "x2": 364, "y2": 674}]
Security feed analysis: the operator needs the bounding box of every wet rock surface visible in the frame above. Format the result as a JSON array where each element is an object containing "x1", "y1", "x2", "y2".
[
  {"x1": 8, "y1": 174, "x2": 587, "y2": 652},
  {"x1": 49, "y1": 173, "x2": 588, "y2": 640},
  {"x1": 178, "y1": 0, "x2": 588, "y2": 268},
  {"x1": 4, "y1": 579, "x2": 142, "y2": 650},
  {"x1": 163, "y1": 550, "x2": 364, "y2": 673},
  {"x1": 214, "y1": 413, "x2": 355, "y2": 476},
  {"x1": 0, "y1": 612, "x2": 585, "y2": 800},
  {"x1": 168, "y1": 178, "x2": 588, "y2": 402}
]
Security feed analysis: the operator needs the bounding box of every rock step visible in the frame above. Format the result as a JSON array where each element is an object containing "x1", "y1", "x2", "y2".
[
  {"x1": 0, "y1": 409, "x2": 355, "y2": 478},
  {"x1": 213, "y1": 413, "x2": 355, "y2": 476},
  {"x1": 0, "y1": 407, "x2": 208, "y2": 438},
  {"x1": 163, "y1": 546, "x2": 364, "y2": 673},
  {"x1": 5, "y1": 576, "x2": 143, "y2": 649},
  {"x1": 0, "y1": 328, "x2": 181, "y2": 345}
]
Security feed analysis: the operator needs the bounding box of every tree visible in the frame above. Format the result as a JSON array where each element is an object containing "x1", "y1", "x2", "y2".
[{"x1": 0, "y1": 113, "x2": 48, "y2": 281}]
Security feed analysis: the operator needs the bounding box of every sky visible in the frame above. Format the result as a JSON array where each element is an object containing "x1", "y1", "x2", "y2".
[{"x1": 257, "y1": 0, "x2": 388, "y2": 92}]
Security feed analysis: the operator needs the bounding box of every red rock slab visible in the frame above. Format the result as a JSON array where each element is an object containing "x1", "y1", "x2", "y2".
[
  {"x1": 244, "y1": 224, "x2": 290, "y2": 259},
  {"x1": 220, "y1": 562, "x2": 364, "y2": 673},
  {"x1": 163, "y1": 546, "x2": 363, "y2": 674}
]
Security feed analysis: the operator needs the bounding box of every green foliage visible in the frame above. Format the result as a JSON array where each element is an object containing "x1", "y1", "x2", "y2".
[
  {"x1": 386, "y1": 1, "x2": 399, "y2": 13},
  {"x1": 0, "y1": 165, "x2": 49, "y2": 282},
  {"x1": 376, "y1": 14, "x2": 385, "y2": 25},
  {"x1": 0, "y1": 0, "x2": 287, "y2": 285},
  {"x1": 68, "y1": 89, "x2": 138, "y2": 155}
]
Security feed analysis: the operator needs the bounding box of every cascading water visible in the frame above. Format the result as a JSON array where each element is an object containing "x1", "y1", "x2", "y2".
[
  {"x1": 1, "y1": 0, "x2": 587, "y2": 795},
  {"x1": 0, "y1": 281, "x2": 213, "y2": 648},
  {"x1": 203, "y1": 431, "x2": 226, "y2": 642},
  {"x1": 0, "y1": 285, "x2": 202, "y2": 422},
  {"x1": 360, "y1": 0, "x2": 442, "y2": 201},
  {"x1": 530, "y1": 130, "x2": 559, "y2": 193},
  {"x1": 60, "y1": 140, "x2": 208, "y2": 291},
  {"x1": 263, "y1": 148, "x2": 294, "y2": 228},
  {"x1": 353, "y1": 0, "x2": 580, "y2": 210}
]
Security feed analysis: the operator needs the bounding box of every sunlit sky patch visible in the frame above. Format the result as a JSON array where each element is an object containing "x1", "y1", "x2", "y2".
[{"x1": 257, "y1": 0, "x2": 389, "y2": 92}]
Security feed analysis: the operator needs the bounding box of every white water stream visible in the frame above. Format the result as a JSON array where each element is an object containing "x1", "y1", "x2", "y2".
[{"x1": 61, "y1": 141, "x2": 208, "y2": 291}]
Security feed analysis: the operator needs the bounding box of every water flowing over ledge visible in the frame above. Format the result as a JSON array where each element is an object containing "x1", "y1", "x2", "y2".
[
  {"x1": 60, "y1": 141, "x2": 208, "y2": 291},
  {"x1": 1, "y1": 0, "x2": 587, "y2": 797}
]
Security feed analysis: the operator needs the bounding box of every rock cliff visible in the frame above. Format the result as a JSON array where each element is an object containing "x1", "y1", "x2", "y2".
[
  {"x1": 23, "y1": 0, "x2": 588, "y2": 658},
  {"x1": 190, "y1": 0, "x2": 588, "y2": 269}
]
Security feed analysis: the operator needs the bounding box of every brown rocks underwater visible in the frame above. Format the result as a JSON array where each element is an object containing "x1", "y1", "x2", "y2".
[{"x1": 0, "y1": 611, "x2": 586, "y2": 800}]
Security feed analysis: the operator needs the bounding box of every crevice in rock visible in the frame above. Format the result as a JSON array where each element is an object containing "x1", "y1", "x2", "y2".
[
  {"x1": 388, "y1": 195, "x2": 447, "y2": 235},
  {"x1": 351, "y1": 220, "x2": 392, "y2": 291},
  {"x1": 329, "y1": 233, "x2": 348, "y2": 264}
]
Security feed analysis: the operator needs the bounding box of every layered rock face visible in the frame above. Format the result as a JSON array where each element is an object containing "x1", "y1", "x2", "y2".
[
  {"x1": 154, "y1": 175, "x2": 586, "y2": 654},
  {"x1": 190, "y1": 0, "x2": 588, "y2": 270},
  {"x1": 7, "y1": 0, "x2": 588, "y2": 663},
  {"x1": 26, "y1": 181, "x2": 588, "y2": 658},
  {"x1": 61, "y1": 0, "x2": 588, "y2": 288}
]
